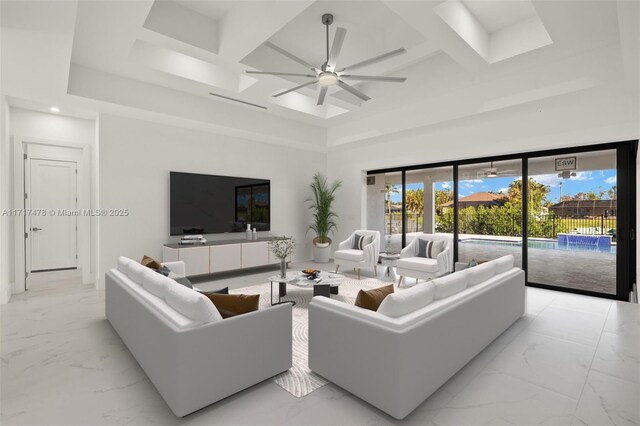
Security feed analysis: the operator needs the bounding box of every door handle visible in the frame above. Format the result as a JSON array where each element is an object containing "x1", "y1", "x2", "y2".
[
  {"x1": 631, "y1": 228, "x2": 635, "y2": 241},
  {"x1": 31, "y1": 227, "x2": 42, "y2": 231}
]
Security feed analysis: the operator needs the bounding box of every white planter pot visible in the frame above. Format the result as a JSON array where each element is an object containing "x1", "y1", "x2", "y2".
[{"x1": 313, "y1": 244, "x2": 332, "y2": 263}]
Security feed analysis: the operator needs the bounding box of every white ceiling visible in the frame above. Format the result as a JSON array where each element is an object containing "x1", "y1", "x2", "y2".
[{"x1": 1, "y1": 0, "x2": 638, "y2": 150}]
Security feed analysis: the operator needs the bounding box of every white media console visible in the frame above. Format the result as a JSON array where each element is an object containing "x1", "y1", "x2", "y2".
[{"x1": 162, "y1": 237, "x2": 291, "y2": 277}]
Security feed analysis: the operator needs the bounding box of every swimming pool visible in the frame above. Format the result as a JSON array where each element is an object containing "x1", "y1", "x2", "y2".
[{"x1": 460, "y1": 238, "x2": 617, "y2": 254}]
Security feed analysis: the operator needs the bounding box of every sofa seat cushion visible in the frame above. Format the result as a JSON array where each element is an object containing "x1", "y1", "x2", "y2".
[
  {"x1": 334, "y1": 249, "x2": 364, "y2": 262},
  {"x1": 377, "y1": 282, "x2": 435, "y2": 317},
  {"x1": 397, "y1": 256, "x2": 439, "y2": 272},
  {"x1": 165, "y1": 284, "x2": 223, "y2": 323}
]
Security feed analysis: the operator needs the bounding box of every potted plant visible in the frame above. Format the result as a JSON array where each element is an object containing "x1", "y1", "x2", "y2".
[
  {"x1": 269, "y1": 236, "x2": 295, "y2": 278},
  {"x1": 306, "y1": 172, "x2": 342, "y2": 263}
]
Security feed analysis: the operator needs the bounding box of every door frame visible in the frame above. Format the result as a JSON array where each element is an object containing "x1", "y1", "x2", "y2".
[{"x1": 13, "y1": 137, "x2": 92, "y2": 293}]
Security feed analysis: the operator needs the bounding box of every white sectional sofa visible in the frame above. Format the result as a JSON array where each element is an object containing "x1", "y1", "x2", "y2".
[
  {"x1": 105, "y1": 257, "x2": 292, "y2": 417},
  {"x1": 308, "y1": 255, "x2": 524, "y2": 420}
]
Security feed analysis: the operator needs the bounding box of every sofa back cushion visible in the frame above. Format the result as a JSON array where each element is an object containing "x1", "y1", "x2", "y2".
[
  {"x1": 127, "y1": 260, "x2": 146, "y2": 284},
  {"x1": 467, "y1": 262, "x2": 496, "y2": 286},
  {"x1": 165, "y1": 284, "x2": 223, "y2": 323},
  {"x1": 117, "y1": 256, "x2": 131, "y2": 274},
  {"x1": 141, "y1": 267, "x2": 171, "y2": 298},
  {"x1": 433, "y1": 270, "x2": 469, "y2": 299},
  {"x1": 377, "y1": 282, "x2": 435, "y2": 317},
  {"x1": 492, "y1": 255, "x2": 514, "y2": 275}
]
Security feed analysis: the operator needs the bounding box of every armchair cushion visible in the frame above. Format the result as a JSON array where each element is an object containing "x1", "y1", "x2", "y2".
[
  {"x1": 397, "y1": 257, "x2": 440, "y2": 273},
  {"x1": 352, "y1": 233, "x2": 374, "y2": 250},
  {"x1": 417, "y1": 239, "x2": 444, "y2": 259},
  {"x1": 334, "y1": 249, "x2": 365, "y2": 262}
]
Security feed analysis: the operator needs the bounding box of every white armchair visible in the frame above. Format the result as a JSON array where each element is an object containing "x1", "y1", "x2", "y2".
[
  {"x1": 396, "y1": 234, "x2": 453, "y2": 286},
  {"x1": 333, "y1": 230, "x2": 380, "y2": 280}
]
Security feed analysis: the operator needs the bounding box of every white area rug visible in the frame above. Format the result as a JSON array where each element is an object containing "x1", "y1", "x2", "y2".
[{"x1": 231, "y1": 276, "x2": 393, "y2": 398}]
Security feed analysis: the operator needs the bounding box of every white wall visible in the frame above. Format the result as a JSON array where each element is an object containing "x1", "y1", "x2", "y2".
[
  {"x1": 327, "y1": 89, "x2": 639, "y2": 287},
  {"x1": 98, "y1": 114, "x2": 324, "y2": 288},
  {"x1": 0, "y1": 96, "x2": 11, "y2": 303},
  {"x1": 5, "y1": 108, "x2": 97, "y2": 295}
]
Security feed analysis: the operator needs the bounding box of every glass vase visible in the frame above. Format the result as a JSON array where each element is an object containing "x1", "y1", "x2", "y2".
[{"x1": 280, "y1": 259, "x2": 287, "y2": 279}]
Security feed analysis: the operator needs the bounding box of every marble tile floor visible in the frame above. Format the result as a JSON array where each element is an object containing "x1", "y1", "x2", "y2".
[{"x1": 1, "y1": 262, "x2": 639, "y2": 426}]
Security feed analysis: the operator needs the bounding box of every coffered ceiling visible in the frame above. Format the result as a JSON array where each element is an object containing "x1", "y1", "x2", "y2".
[{"x1": 1, "y1": 0, "x2": 638, "y2": 150}]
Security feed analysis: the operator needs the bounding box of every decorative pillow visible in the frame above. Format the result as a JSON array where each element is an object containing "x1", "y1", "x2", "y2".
[
  {"x1": 354, "y1": 284, "x2": 394, "y2": 311},
  {"x1": 433, "y1": 270, "x2": 469, "y2": 299},
  {"x1": 377, "y1": 282, "x2": 435, "y2": 317},
  {"x1": 467, "y1": 261, "x2": 496, "y2": 286},
  {"x1": 204, "y1": 293, "x2": 259, "y2": 319},
  {"x1": 493, "y1": 255, "x2": 514, "y2": 274},
  {"x1": 417, "y1": 239, "x2": 444, "y2": 259},
  {"x1": 141, "y1": 255, "x2": 162, "y2": 270},
  {"x1": 198, "y1": 287, "x2": 229, "y2": 295},
  {"x1": 165, "y1": 284, "x2": 222, "y2": 323},
  {"x1": 352, "y1": 233, "x2": 374, "y2": 250},
  {"x1": 172, "y1": 276, "x2": 193, "y2": 289}
]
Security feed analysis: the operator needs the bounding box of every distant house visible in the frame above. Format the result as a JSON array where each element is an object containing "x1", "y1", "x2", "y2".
[
  {"x1": 549, "y1": 199, "x2": 617, "y2": 218},
  {"x1": 441, "y1": 192, "x2": 507, "y2": 210}
]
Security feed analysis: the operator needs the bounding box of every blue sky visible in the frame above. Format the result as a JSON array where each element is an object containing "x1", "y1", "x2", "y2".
[{"x1": 390, "y1": 169, "x2": 617, "y2": 203}]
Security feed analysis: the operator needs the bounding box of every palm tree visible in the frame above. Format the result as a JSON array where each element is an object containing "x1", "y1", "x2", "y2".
[
  {"x1": 406, "y1": 189, "x2": 424, "y2": 232},
  {"x1": 384, "y1": 184, "x2": 400, "y2": 234},
  {"x1": 306, "y1": 173, "x2": 342, "y2": 244}
]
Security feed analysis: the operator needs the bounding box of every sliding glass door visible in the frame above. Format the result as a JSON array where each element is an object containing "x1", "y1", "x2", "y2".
[
  {"x1": 457, "y1": 159, "x2": 523, "y2": 267},
  {"x1": 366, "y1": 141, "x2": 636, "y2": 300},
  {"x1": 527, "y1": 148, "x2": 621, "y2": 296}
]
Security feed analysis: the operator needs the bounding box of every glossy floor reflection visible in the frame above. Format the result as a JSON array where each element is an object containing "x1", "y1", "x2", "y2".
[{"x1": 1, "y1": 262, "x2": 638, "y2": 425}]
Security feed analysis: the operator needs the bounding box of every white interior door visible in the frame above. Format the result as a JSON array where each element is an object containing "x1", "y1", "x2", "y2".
[{"x1": 28, "y1": 158, "x2": 78, "y2": 272}]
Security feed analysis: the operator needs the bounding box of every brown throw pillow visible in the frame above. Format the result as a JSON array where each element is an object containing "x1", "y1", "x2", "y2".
[
  {"x1": 141, "y1": 255, "x2": 162, "y2": 270},
  {"x1": 355, "y1": 284, "x2": 394, "y2": 311},
  {"x1": 204, "y1": 294, "x2": 260, "y2": 319}
]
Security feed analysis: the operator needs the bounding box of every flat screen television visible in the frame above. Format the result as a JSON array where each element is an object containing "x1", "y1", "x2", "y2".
[{"x1": 170, "y1": 171, "x2": 270, "y2": 235}]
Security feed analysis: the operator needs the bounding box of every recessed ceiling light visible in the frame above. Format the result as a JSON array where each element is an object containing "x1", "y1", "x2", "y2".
[{"x1": 50, "y1": 107, "x2": 60, "y2": 112}]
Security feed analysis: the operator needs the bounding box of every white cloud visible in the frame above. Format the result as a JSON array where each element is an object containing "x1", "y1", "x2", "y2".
[
  {"x1": 531, "y1": 171, "x2": 592, "y2": 187},
  {"x1": 605, "y1": 176, "x2": 617, "y2": 185},
  {"x1": 440, "y1": 182, "x2": 451, "y2": 189},
  {"x1": 498, "y1": 187, "x2": 510, "y2": 194}
]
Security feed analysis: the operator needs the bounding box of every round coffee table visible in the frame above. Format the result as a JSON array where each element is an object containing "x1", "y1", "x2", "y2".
[
  {"x1": 268, "y1": 271, "x2": 344, "y2": 305},
  {"x1": 379, "y1": 253, "x2": 401, "y2": 281}
]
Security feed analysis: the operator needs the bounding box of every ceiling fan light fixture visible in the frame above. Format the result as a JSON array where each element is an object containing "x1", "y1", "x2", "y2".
[
  {"x1": 487, "y1": 171, "x2": 498, "y2": 178},
  {"x1": 318, "y1": 72, "x2": 338, "y2": 86}
]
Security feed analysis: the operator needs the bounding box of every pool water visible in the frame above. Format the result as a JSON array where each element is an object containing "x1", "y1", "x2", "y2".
[{"x1": 460, "y1": 238, "x2": 617, "y2": 254}]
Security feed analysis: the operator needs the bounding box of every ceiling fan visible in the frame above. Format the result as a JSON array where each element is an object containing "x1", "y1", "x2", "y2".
[
  {"x1": 246, "y1": 13, "x2": 407, "y2": 106},
  {"x1": 480, "y1": 161, "x2": 518, "y2": 178}
]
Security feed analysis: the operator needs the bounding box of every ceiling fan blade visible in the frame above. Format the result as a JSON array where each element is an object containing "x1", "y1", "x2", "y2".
[
  {"x1": 264, "y1": 41, "x2": 315, "y2": 70},
  {"x1": 273, "y1": 80, "x2": 317, "y2": 98},
  {"x1": 337, "y1": 80, "x2": 371, "y2": 102},
  {"x1": 327, "y1": 27, "x2": 347, "y2": 70},
  {"x1": 246, "y1": 71, "x2": 317, "y2": 78},
  {"x1": 337, "y1": 48, "x2": 407, "y2": 72},
  {"x1": 340, "y1": 75, "x2": 406, "y2": 83},
  {"x1": 317, "y1": 86, "x2": 328, "y2": 105},
  {"x1": 497, "y1": 170, "x2": 518, "y2": 174}
]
